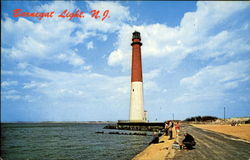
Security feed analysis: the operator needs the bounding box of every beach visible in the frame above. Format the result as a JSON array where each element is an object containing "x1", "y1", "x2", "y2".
[
  {"x1": 132, "y1": 128, "x2": 177, "y2": 160},
  {"x1": 132, "y1": 135, "x2": 176, "y2": 160},
  {"x1": 192, "y1": 124, "x2": 250, "y2": 141}
]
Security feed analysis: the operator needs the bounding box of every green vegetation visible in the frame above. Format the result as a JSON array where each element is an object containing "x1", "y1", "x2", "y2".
[{"x1": 184, "y1": 116, "x2": 218, "y2": 122}]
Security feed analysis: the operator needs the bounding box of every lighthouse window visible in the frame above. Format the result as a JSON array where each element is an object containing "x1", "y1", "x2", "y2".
[{"x1": 133, "y1": 89, "x2": 134, "y2": 92}]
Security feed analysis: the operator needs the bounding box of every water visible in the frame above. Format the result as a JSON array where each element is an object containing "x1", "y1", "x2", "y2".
[{"x1": 1, "y1": 123, "x2": 152, "y2": 160}]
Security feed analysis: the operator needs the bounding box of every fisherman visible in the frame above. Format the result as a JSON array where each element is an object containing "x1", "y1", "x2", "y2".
[
  {"x1": 149, "y1": 132, "x2": 159, "y2": 144},
  {"x1": 164, "y1": 121, "x2": 169, "y2": 136},
  {"x1": 168, "y1": 120, "x2": 174, "y2": 140},
  {"x1": 182, "y1": 133, "x2": 196, "y2": 150}
]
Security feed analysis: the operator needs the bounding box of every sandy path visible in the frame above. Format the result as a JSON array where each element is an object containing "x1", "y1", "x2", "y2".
[
  {"x1": 132, "y1": 129, "x2": 178, "y2": 160},
  {"x1": 192, "y1": 124, "x2": 250, "y2": 141}
]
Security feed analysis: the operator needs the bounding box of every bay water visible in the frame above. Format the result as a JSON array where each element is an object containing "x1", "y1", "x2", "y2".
[{"x1": 1, "y1": 123, "x2": 152, "y2": 160}]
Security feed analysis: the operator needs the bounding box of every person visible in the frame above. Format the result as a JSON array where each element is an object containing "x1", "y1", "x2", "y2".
[
  {"x1": 168, "y1": 121, "x2": 174, "y2": 140},
  {"x1": 166, "y1": 121, "x2": 174, "y2": 140},
  {"x1": 182, "y1": 133, "x2": 196, "y2": 150},
  {"x1": 175, "y1": 122, "x2": 180, "y2": 143},
  {"x1": 149, "y1": 132, "x2": 159, "y2": 144},
  {"x1": 175, "y1": 122, "x2": 180, "y2": 137},
  {"x1": 164, "y1": 121, "x2": 169, "y2": 136}
]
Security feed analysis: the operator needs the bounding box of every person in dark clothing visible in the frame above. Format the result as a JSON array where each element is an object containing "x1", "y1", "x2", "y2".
[
  {"x1": 167, "y1": 121, "x2": 174, "y2": 140},
  {"x1": 182, "y1": 133, "x2": 196, "y2": 149},
  {"x1": 164, "y1": 121, "x2": 169, "y2": 136},
  {"x1": 149, "y1": 132, "x2": 159, "y2": 144}
]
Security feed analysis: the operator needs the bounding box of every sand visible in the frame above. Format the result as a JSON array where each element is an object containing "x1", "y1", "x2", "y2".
[
  {"x1": 132, "y1": 129, "x2": 178, "y2": 160},
  {"x1": 132, "y1": 136, "x2": 176, "y2": 160},
  {"x1": 192, "y1": 124, "x2": 250, "y2": 141}
]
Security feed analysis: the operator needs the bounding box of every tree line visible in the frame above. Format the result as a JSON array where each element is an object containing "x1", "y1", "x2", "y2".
[{"x1": 184, "y1": 116, "x2": 218, "y2": 122}]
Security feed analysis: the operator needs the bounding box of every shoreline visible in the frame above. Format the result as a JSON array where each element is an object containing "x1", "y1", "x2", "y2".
[{"x1": 132, "y1": 128, "x2": 177, "y2": 160}]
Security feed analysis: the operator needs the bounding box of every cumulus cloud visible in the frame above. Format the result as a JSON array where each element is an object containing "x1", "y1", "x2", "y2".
[
  {"x1": 56, "y1": 52, "x2": 85, "y2": 67},
  {"x1": 79, "y1": 1, "x2": 135, "y2": 32},
  {"x1": 1, "y1": 1, "x2": 137, "y2": 69},
  {"x1": 36, "y1": 1, "x2": 76, "y2": 14},
  {"x1": 107, "y1": 2, "x2": 250, "y2": 71},
  {"x1": 1, "y1": 16, "x2": 83, "y2": 65}
]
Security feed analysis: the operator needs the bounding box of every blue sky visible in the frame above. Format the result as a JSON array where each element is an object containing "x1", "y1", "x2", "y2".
[{"x1": 1, "y1": 1, "x2": 250, "y2": 122}]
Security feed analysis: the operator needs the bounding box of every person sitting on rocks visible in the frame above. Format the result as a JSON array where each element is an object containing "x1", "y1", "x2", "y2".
[{"x1": 182, "y1": 133, "x2": 196, "y2": 150}]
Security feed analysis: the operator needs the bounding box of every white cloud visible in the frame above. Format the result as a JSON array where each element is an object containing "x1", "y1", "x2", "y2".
[
  {"x1": 86, "y1": 41, "x2": 94, "y2": 50},
  {"x1": 23, "y1": 81, "x2": 48, "y2": 89},
  {"x1": 176, "y1": 60, "x2": 250, "y2": 103},
  {"x1": 83, "y1": 65, "x2": 92, "y2": 71},
  {"x1": 79, "y1": 1, "x2": 135, "y2": 32},
  {"x1": 1, "y1": 1, "x2": 87, "y2": 68},
  {"x1": 2, "y1": 16, "x2": 82, "y2": 63},
  {"x1": 144, "y1": 81, "x2": 160, "y2": 92},
  {"x1": 107, "y1": 2, "x2": 250, "y2": 70},
  {"x1": 16, "y1": 65, "x2": 162, "y2": 106},
  {"x1": 87, "y1": 1, "x2": 134, "y2": 22},
  {"x1": 1, "y1": 81, "x2": 18, "y2": 87},
  {"x1": 36, "y1": 1, "x2": 76, "y2": 14},
  {"x1": 2, "y1": 90, "x2": 21, "y2": 100},
  {"x1": 1, "y1": 1, "x2": 137, "y2": 69},
  {"x1": 180, "y1": 61, "x2": 250, "y2": 90},
  {"x1": 18, "y1": 66, "x2": 130, "y2": 103},
  {"x1": 57, "y1": 52, "x2": 85, "y2": 67},
  {"x1": 99, "y1": 34, "x2": 108, "y2": 41},
  {"x1": 17, "y1": 62, "x2": 29, "y2": 69},
  {"x1": 4, "y1": 95, "x2": 21, "y2": 100},
  {"x1": 1, "y1": 89, "x2": 35, "y2": 102},
  {"x1": 1, "y1": 70, "x2": 14, "y2": 75}
]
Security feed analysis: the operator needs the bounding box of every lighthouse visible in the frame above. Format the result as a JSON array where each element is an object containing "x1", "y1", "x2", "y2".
[{"x1": 129, "y1": 31, "x2": 146, "y2": 122}]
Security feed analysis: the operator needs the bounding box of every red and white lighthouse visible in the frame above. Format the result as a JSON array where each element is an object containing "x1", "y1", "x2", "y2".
[{"x1": 129, "y1": 31, "x2": 146, "y2": 122}]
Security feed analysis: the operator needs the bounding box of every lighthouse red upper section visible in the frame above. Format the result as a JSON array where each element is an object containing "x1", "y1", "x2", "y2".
[{"x1": 131, "y1": 31, "x2": 143, "y2": 82}]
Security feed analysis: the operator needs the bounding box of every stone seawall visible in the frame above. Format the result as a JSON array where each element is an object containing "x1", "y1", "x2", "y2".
[{"x1": 104, "y1": 122, "x2": 165, "y2": 131}]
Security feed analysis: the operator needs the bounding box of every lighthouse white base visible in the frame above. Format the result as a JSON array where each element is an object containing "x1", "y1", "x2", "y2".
[{"x1": 129, "y1": 82, "x2": 145, "y2": 121}]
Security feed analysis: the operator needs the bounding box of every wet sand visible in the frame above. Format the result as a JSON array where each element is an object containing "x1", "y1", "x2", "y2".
[{"x1": 193, "y1": 124, "x2": 250, "y2": 141}]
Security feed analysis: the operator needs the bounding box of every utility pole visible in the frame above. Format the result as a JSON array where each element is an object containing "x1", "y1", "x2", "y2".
[
  {"x1": 172, "y1": 113, "x2": 174, "y2": 121},
  {"x1": 224, "y1": 107, "x2": 226, "y2": 121}
]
